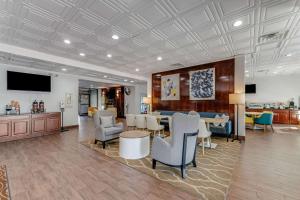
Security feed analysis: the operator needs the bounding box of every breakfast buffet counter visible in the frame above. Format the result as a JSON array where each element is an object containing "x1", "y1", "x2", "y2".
[
  {"x1": 0, "y1": 112, "x2": 61, "y2": 143},
  {"x1": 246, "y1": 109, "x2": 300, "y2": 125}
]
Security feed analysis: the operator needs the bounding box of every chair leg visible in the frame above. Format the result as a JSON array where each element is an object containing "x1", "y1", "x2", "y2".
[
  {"x1": 209, "y1": 137, "x2": 212, "y2": 148},
  {"x1": 264, "y1": 125, "x2": 266, "y2": 132},
  {"x1": 192, "y1": 159, "x2": 197, "y2": 167},
  {"x1": 102, "y1": 141, "x2": 106, "y2": 149},
  {"x1": 152, "y1": 159, "x2": 156, "y2": 169},
  {"x1": 181, "y1": 165, "x2": 185, "y2": 178},
  {"x1": 271, "y1": 124, "x2": 274, "y2": 133},
  {"x1": 202, "y1": 137, "x2": 205, "y2": 155},
  {"x1": 94, "y1": 139, "x2": 97, "y2": 144}
]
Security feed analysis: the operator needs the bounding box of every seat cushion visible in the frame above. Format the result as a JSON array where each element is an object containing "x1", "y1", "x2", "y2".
[{"x1": 105, "y1": 126, "x2": 123, "y2": 136}]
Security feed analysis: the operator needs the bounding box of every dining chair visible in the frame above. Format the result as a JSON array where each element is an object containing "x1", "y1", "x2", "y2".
[
  {"x1": 146, "y1": 115, "x2": 165, "y2": 137},
  {"x1": 135, "y1": 114, "x2": 147, "y2": 130},
  {"x1": 198, "y1": 119, "x2": 212, "y2": 155},
  {"x1": 254, "y1": 111, "x2": 274, "y2": 132},
  {"x1": 125, "y1": 114, "x2": 136, "y2": 130}
]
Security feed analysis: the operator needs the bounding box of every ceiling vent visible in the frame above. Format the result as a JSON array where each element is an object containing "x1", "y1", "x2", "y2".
[{"x1": 258, "y1": 31, "x2": 288, "y2": 45}]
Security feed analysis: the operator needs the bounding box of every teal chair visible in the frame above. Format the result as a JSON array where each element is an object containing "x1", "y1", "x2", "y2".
[{"x1": 254, "y1": 112, "x2": 274, "y2": 132}]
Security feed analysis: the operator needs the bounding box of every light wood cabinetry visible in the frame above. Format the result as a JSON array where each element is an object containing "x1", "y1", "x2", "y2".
[
  {"x1": 46, "y1": 113, "x2": 60, "y2": 133},
  {"x1": 0, "y1": 119, "x2": 11, "y2": 138},
  {"x1": 0, "y1": 112, "x2": 61, "y2": 143}
]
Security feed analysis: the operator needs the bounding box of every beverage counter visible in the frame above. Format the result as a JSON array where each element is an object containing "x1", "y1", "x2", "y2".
[
  {"x1": 0, "y1": 112, "x2": 61, "y2": 143},
  {"x1": 246, "y1": 109, "x2": 300, "y2": 125}
]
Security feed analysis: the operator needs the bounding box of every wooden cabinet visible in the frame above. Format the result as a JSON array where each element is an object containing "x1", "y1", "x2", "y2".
[
  {"x1": 290, "y1": 111, "x2": 300, "y2": 125},
  {"x1": 0, "y1": 112, "x2": 61, "y2": 143},
  {"x1": 0, "y1": 119, "x2": 11, "y2": 138},
  {"x1": 32, "y1": 115, "x2": 46, "y2": 136},
  {"x1": 12, "y1": 117, "x2": 30, "y2": 136},
  {"x1": 274, "y1": 110, "x2": 290, "y2": 124},
  {"x1": 46, "y1": 113, "x2": 60, "y2": 133}
]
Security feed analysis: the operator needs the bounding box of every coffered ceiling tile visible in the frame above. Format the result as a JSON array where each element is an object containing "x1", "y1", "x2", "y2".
[
  {"x1": 86, "y1": 0, "x2": 123, "y2": 21},
  {"x1": 219, "y1": 0, "x2": 254, "y2": 16},
  {"x1": 168, "y1": 0, "x2": 206, "y2": 14},
  {"x1": 192, "y1": 25, "x2": 220, "y2": 40},
  {"x1": 180, "y1": 5, "x2": 213, "y2": 28},
  {"x1": 132, "y1": 1, "x2": 171, "y2": 27},
  {"x1": 263, "y1": 0, "x2": 297, "y2": 21},
  {"x1": 230, "y1": 28, "x2": 252, "y2": 42},
  {"x1": 262, "y1": 17, "x2": 289, "y2": 34}
]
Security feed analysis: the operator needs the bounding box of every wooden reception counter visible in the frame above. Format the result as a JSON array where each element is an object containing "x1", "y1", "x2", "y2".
[{"x1": 0, "y1": 112, "x2": 61, "y2": 143}]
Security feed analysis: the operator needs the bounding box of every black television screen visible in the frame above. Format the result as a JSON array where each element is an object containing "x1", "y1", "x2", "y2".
[
  {"x1": 7, "y1": 71, "x2": 51, "y2": 92},
  {"x1": 245, "y1": 84, "x2": 256, "y2": 94}
]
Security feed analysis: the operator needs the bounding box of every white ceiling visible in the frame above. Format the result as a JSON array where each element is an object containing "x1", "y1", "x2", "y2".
[
  {"x1": 0, "y1": 51, "x2": 142, "y2": 85},
  {"x1": 79, "y1": 79, "x2": 121, "y2": 89},
  {"x1": 0, "y1": 0, "x2": 300, "y2": 81}
]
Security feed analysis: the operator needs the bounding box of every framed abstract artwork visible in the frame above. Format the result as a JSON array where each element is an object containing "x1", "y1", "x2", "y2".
[
  {"x1": 189, "y1": 68, "x2": 215, "y2": 100},
  {"x1": 161, "y1": 73, "x2": 180, "y2": 100}
]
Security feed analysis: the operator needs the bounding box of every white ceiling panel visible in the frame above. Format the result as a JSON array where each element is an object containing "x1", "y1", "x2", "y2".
[{"x1": 0, "y1": 0, "x2": 299, "y2": 80}]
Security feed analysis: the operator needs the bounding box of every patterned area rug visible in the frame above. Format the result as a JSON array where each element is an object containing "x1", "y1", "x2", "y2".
[
  {"x1": 82, "y1": 137, "x2": 240, "y2": 200},
  {"x1": 0, "y1": 165, "x2": 10, "y2": 200}
]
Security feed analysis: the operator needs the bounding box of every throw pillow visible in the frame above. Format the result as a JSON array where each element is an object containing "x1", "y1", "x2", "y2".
[
  {"x1": 100, "y1": 116, "x2": 113, "y2": 128},
  {"x1": 221, "y1": 114, "x2": 229, "y2": 127},
  {"x1": 213, "y1": 115, "x2": 221, "y2": 127}
]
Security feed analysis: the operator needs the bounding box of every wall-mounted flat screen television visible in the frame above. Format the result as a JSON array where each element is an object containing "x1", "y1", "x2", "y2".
[
  {"x1": 245, "y1": 84, "x2": 256, "y2": 94},
  {"x1": 7, "y1": 71, "x2": 51, "y2": 92}
]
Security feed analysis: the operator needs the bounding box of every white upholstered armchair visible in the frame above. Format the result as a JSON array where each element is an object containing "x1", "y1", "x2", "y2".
[
  {"x1": 151, "y1": 113, "x2": 199, "y2": 178},
  {"x1": 93, "y1": 110, "x2": 124, "y2": 149}
]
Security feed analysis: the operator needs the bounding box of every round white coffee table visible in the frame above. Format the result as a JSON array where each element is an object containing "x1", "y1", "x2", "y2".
[{"x1": 119, "y1": 130, "x2": 150, "y2": 159}]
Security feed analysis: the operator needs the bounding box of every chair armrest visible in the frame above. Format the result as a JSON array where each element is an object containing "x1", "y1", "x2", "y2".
[
  {"x1": 115, "y1": 122, "x2": 124, "y2": 130},
  {"x1": 95, "y1": 125, "x2": 106, "y2": 141},
  {"x1": 225, "y1": 120, "x2": 232, "y2": 134}
]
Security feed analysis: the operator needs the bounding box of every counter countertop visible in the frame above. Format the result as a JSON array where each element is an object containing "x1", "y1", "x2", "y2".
[{"x1": 0, "y1": 112, "x2": 60, "y2": 117}]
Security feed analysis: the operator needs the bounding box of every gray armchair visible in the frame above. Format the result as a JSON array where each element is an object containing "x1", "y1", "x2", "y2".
[
  {"x1": 151, "y1": 113, "x2": 199, "y2": 178},
  {"x1": 93, "y1": 110, "x2": 124, "y2": 149}
]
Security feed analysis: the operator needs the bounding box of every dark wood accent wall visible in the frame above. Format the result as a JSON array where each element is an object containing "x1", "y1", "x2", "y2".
[{"x1": 152, "y1": 59, "x2": 235, "y2": 118}]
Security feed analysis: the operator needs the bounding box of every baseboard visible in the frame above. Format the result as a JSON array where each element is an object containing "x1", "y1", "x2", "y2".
[{"x1": 64, "y1": 125, "x2": 79, "y2": 129}]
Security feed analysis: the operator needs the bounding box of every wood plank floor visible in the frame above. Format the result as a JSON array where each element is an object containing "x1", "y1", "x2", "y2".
[
  {"x1": 1, "y1": 117, "x2": 300, "y2": 200},
  {"x1": 228, "y1": 126, "x2": 300, "y2": 200},
  {"x1": 0, "y1": 117, "x2": 198, "y2": 200}
]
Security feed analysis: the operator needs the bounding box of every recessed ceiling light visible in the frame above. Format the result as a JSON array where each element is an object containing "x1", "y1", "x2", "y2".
[
  {"x1": 130, "y1": 80, "x2": 134, "y2": 83},
  {"x1": 273, "y1": 71, "x2": 278, "y2": 74},
  {"x1": 157, "y1": 56, "x2": 162, "y2": 61},
  {"x1": 286, "y1": 53, "x2": 292, "y2": 57},
  {"x1": 245, "y1": 70, "x2": 249, "y2": 73},
  {"x1": 104, "y1": 75, "x2": 108, "y2": 78},
  {"x1": 62, "y1": 68, "x2": 67, "y2": 71},
  {"x1": 64, "y1": 39, "x2": 71, "y2": 44},
  {"x1": 112, "y1": 35, "x2": 119, "y2": 40},
  {"x1": 107, "y1": 54, "x2": 112, "y2": 58},
  {"x1": 233, "y1": 20, "x2": 243, "y2": 27},
  {"x1": 135, "y1": 68, "x2": 140, "y2": 72},
  {"x1": 277, "y1": 66, "x2": 283, "y2": 69},
  {"x1": 124, "y1": 79, "x2": 128, "y2": 82},
  {"x1": 79, "y1": 53, "x2": 85, "y2": 56}
]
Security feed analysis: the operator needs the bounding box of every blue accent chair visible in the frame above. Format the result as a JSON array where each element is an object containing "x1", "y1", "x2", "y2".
[
  {"x1": 157, "y1": 110, "x2": 232, "y2": 141},
  {"x1": 254, "y1": 112, "x2": 274, "y2": 132}
]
